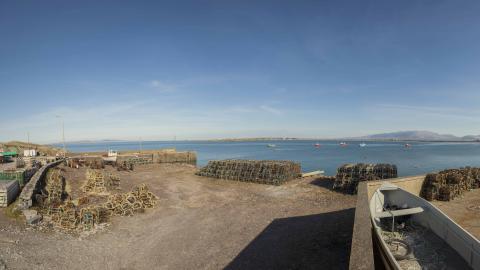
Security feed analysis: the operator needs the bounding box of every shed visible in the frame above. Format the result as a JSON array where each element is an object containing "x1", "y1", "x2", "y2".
[
  {"x1": 1, "y1": 151, "x2": 18, "y2": 157},
  {"x1": 23, "y1": 149, "x2": 37, "y2": 157}
]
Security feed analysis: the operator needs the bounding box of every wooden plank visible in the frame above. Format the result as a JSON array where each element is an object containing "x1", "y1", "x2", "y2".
[
  {"x1": 301, "y1": 170, "x2": 325, "y2": 177},
  {"x1": 375, "y1": 207, "x2": 424, "y2": 218}
]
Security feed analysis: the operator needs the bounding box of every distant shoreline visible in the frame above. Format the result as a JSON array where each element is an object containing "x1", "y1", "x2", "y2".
[
  {"x1": 204, "y1": 138, "x2": 480, "y2": 143},
  {"x1": 50, "y1": 137, "x2": 480, "y2": 145}
]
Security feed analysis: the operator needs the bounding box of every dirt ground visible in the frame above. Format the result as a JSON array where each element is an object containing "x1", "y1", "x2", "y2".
[
  {"x1": 0, "y1": 163, "x2": 356, "y2": 270},
  {"x1": 434, "y1": 188, "x2": 480, "y2": 239}
]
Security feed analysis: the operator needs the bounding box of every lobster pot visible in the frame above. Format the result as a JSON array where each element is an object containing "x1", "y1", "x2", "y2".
[
  {"x1": 0, "y1": 180, "x2": 20, "y2": 207},
  {"x1": 421, "y1": 167, "x2": 480, "y2": 201},
  {"x1": 196, "y1": 160, "x2": 301, "y2": 185},
  {"x1": 333, "y1": 163, "x2": 398, "y2": 194},
  {"x1": 0, "y1": 168, "x2": 37, "y2": 187}
]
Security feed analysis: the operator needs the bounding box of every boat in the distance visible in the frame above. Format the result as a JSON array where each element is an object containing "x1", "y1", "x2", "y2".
[
  {"x1": 339, "y1": 142, "x2": 348, "y2": 147},
  {"x1": 267, "y1": 144, "x2": 276, "y2": 148},
  {"x1": 314, "y1": 143, "x2": 321, "y2": 148},
  {"x1": 370, "y1": 183, "x2": 480, "y2": 269},
  {"x1": 404, "y1": 143, "x2": 412, "y2": 148},
  {"x1": 359, "y1": 143, "x2": 367, "y2": 147}
]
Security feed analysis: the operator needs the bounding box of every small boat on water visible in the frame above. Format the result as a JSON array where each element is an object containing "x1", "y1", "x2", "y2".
[
  {"x1": 370, "y1": 183, "x2": 480, "y2": 269},
  {"x1": 339, "y1": 142, "x2": 348, "y2": 147},
  {"x1": 404, "y1": 143, "x2": 412, "y2": 148},
  {"x1": 314, "y1": 143, "x2": 321, "y2": 148},
  {"x1": 359, "y1": 143, "x2": 367, "y2": 147},
  {"x1": 267, "y1": 144, "x2": 276, "y2": 148}
]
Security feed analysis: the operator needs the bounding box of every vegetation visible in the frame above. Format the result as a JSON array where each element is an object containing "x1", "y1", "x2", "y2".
[{"x1": 0, "y1": 141, "x2": 62, "y2": 156}]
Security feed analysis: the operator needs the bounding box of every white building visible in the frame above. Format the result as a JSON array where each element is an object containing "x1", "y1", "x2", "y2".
[
  {"x1": 108, "y1": 150, "x2": 118, "y2": 157},
  {"x1": 23, "y1": 149, "x2": 37, "y2": 157}
]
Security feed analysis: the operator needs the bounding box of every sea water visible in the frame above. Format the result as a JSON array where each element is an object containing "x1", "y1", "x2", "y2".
[{"x1": 59, "y1": 140, "x2": 480, "y2": 176}]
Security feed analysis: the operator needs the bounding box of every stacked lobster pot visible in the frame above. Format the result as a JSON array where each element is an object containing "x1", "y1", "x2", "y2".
[
  {"x1": 333, "y1": 163, "x2": 398, "y2": 194},
  {"x1": 421, "y1": 167, "x2": 480, "y2": 201},
  {"x1": 196, "y1": 160, "x2": 301, "y2": 185},
  {"x1": 44, "y1": 168, "x2": 66, "y2": 206},
  {"x1": 83, "y1": 169, "x2": 120, "y2": 193},
  {"x1": 49, "y1": 201, "x2": 109, "y2": 231},
  {"x1": 104, "y1": 184, "x2": 158, "y2": 216}
]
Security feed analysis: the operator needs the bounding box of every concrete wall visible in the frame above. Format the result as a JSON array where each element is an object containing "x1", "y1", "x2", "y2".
[
  {"x1": 152, "y1": 151, "x2": 196, "y2": 164},
  {"x1": 116, "y1": 151, "x2": 197, "y2": 164},
  {"x1": 349, "y1": 175, "x2": 427, "y2": 270},
  {"x1": 366, "y1": 175, "x2": 426, "y2": 200}
]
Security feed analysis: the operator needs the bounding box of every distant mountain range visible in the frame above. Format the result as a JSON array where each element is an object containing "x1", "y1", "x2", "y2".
[
  {"x1": 50, "y1": 131, "x2": 480, "y2": 144},
  {"x1": 353, "y1": 131, "x2": 480, "y2": 141}
]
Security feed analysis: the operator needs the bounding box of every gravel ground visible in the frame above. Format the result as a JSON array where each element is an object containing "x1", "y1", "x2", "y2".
[
  {"x1": 0, "y1": 163, "x2": 356, "y2": 270},
  {"x1": 433, "y1": 188, "x2": 480, "y2": 239}
]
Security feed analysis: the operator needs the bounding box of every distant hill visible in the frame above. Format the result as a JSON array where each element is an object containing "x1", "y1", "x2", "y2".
[
  {"x1": 354, "y1": 130, "x2": 479, "y2": 141},
  {"x1": 0, "y1": 141, "x2": 63, "y2": 155}
]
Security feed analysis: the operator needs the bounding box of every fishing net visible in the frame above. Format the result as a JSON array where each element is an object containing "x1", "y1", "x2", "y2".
[{"x1": 380, "y1": 220, "x2": 448, "y2": 270}]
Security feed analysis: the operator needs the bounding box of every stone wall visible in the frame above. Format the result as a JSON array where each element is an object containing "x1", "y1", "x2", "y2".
[{"x1": 15, "y1": 160, "x2": 63, "y2": 211}]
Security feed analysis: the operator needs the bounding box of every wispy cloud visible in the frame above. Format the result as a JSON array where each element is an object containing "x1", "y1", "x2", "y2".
[
  {"x1": 225, "y1": 104, "x2": 283, "y2": 115},
  {"x1": 150, "y1": 80, "x2": 178, "y2": 92},
  {"x1": 376, "y1": 104, "x2": 480, "y2": 118},
  {"x1": 259, "y1": 105, "x2": 282, "y2": 115}
]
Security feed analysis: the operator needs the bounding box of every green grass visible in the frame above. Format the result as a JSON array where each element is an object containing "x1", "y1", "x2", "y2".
[{"x1": 4, "y1": 199, "x2": 22, "y2": 219}]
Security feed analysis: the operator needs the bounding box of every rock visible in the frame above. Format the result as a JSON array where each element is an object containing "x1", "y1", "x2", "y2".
[
  {"x1": 0, "y1": 258, "x2": 7, "y2": 270},
  {"x1": 26, "y1": 214, "x2": 42, "y2": 225},
  {"x1": 22, "y1": 210, "x2": 42, "y2": 225}
]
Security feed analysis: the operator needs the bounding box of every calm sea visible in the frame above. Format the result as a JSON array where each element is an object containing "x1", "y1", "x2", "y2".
[{"x1": 57, "y1": 140, "x2": 480, "y2": 176}]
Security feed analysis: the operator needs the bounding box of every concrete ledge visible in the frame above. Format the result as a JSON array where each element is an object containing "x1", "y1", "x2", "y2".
[
  {"x1": 15, "y1": 159, "x2": 63, "y2": 211},
  {"x1": 366, "y1": 175, "x2": 426, "y2": 199},
  {"x1": 349, "y1": 181, "x2": 375, "y2": 270}
]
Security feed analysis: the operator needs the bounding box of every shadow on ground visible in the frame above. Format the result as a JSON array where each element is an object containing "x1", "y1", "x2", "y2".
[
  {"x1": 224, "y1": 208, "x2": 355, "y2": 270},
  {"x1": 309, "y1": 177, "x2": 335, "y2": 190}
]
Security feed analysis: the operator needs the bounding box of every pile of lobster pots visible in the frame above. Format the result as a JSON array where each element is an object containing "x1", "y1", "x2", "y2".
[
  {"x1": 46, "y1": 184, "x2": 157, "y2": 232},
  {"x1": 83, "y1": 169, "x2": 120, "y2": 194},
  {"x1": 333, "y1": 163, "x2": 398, "y2": 194},
  {"x1": 44, "y1": 168, "x2": 66, "y2": 205},
  {"x1": 104, "y1": 184, "x2": 158, "y2": 216},
  {"x1": 65, "y1": 157, "x2": 105, "y2": 169},
  {"x1": 421, "y1": 167, "x2": 480, "y2": 201},
  {"x1": 48, "y1": 201, "x2": 109, "y2": 231},
  {"x1": 196, "y1": 159, "x2": 301, "y2": 185}
]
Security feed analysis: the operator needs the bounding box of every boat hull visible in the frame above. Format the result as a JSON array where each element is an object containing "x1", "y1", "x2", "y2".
[{"x1": 370, "y1": 183, "x2": 480, "y2": 269}]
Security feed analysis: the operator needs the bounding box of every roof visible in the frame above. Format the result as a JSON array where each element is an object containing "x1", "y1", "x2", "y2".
[{"x1": 0, "y1": 151, "x2": 17, "y2": 156}]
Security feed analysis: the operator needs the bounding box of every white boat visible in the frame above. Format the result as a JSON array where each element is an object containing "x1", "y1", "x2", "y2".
[
  {"x1": 267, "y1": 144, "x2": 276, "y2": 148},
  {"x1": 359, "y1": 143, "x2": 367, "y2": 147},
  {"x1": 370, "y1": 183, "x2": 480, "y2": 269}
]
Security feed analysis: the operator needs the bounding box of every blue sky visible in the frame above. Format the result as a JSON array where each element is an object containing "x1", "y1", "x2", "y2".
[{"x1": 1, "y1": 0, "x2": 480, "y2": 143}]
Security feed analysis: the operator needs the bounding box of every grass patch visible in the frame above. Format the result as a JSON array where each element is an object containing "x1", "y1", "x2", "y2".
[{"x1": 4, "y1": 199, "x2": 22, "y2": 219}]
